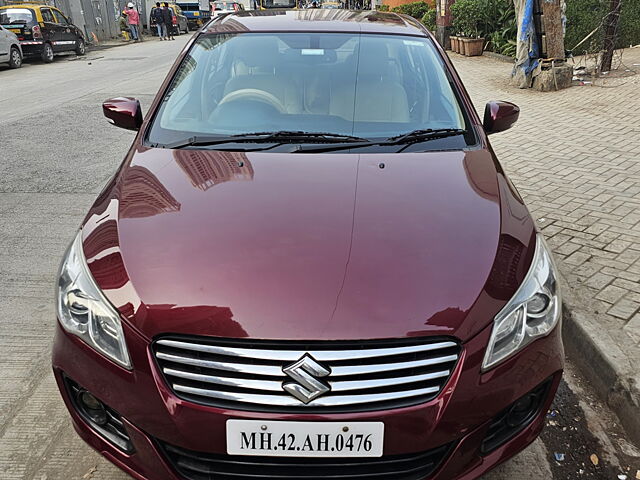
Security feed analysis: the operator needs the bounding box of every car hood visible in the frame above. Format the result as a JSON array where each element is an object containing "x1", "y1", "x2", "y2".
[{"x1": 82, "y1": 147, "x2": 536, "y2": 342}]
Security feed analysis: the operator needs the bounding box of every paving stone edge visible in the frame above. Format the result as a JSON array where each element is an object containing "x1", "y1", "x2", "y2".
[{"x1": 561, "y1": 278, "x2": 640, "y2": 445}]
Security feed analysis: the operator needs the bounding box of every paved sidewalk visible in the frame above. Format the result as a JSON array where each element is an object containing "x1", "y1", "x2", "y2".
[{"x1": 450, "y1": 47, "x2": 640, "y2": 442}]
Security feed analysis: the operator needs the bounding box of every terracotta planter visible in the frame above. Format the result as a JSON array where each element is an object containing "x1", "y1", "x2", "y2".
[
  {"x1": 450, "y1": 36, "x2": 459, "y2": 53},
  {"x1": 455, "y1": 37, "x2": 463, "y2": 54},
  {"x1": 458, "y1": 37, "x2": 468, "y2": 55},
  {"x1": 460, "y1": 37, "x2": 484, "y2": 57}
]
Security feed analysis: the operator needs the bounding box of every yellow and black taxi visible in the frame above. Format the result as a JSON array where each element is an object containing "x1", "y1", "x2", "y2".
[{"x1": 0, "y1": 3, "x2": 86, "y2": 63}]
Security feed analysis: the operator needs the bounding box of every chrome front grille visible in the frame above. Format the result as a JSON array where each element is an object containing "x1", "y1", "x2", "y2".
[{"x1": 153, "y1": 336, "x2": 461, "y2": 413}]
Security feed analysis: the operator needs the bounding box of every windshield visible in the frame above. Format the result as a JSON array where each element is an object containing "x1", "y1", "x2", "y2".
[
  {"x1": 147, "y1": 33, "x2": 468, "y2": 148},
  {"x1": 0, "y1": 8, "x2": 35, "y2": 26}
]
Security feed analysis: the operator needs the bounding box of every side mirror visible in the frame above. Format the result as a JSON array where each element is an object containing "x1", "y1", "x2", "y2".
[
  {"x1": 483, "y1": 101, "x2": 519, "y2": 134},
  {"x1": 102, "y1": 97, "x2": 143, "y2": 131}
]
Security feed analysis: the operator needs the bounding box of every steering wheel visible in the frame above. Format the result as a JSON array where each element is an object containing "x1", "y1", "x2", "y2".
[{"x1": 218, "y1": 89, "x2": 286, "y2": 114}]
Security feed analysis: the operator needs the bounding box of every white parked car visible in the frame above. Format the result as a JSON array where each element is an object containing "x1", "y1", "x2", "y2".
[{"x1": 0, "y1": 24, "x2": 22, "y2": 68}]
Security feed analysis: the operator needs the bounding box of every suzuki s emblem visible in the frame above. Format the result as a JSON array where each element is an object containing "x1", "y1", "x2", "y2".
[{"x1": 282, "y1": 354, "x2": 331, "y2": 404}]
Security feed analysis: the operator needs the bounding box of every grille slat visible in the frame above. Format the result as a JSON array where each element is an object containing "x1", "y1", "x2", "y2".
[
  {"x1": 159, "y1": 441, "x2": 454, "y2": 480},
  {"x1": 157, "y1": 351, "x2": 458, "y2": 377},
  {"x1": 154, "y1": 336, "x2": 460, "y2": 413},
  {"x1": 164, "y1": 367, "x2": 451, "y2": 392},
  {"x1": 173, "y1": 383, "x2": 441, "y2": 406},
  {"x1": 156, "y1": 338, "x2": 458, "y2": 361}
]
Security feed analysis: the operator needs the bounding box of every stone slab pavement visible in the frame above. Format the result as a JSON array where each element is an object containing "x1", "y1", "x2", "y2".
[{"x1": 450, "y1": 47, "x2": 640, "y2": 443}]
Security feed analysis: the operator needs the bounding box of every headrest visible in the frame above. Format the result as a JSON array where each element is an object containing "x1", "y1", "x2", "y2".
[
  {"x1": 232, "y1": 36, "x2": 279, "y2": 69},
  {"x1": 357, "y1": 39, "x2": 391, "y2": 77}
]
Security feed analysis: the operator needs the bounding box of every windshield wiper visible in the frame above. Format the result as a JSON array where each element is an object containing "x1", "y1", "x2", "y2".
[
  {"x1": 162, "y1": 131, "x2": 368, "y2": 149},
  {"x1": 385, "y1": 128, "x2": 467, "y2": 144},
  {"x1": 293, "y1": 128, "x2": 467, "y2": 153},
  {"x1": 245, "y1": 131, "x2": 368, "y2": 142}
]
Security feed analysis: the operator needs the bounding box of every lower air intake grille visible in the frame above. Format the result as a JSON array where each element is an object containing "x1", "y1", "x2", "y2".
[
  {"x1": 158, "y1": 441, "x2": 454, "y2": 480},
  {"x1": 152, "y1": 336, "x2": 461, "y2": 413}
]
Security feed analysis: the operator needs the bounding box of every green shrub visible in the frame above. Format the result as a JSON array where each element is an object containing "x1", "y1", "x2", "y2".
[
  {"x1": 378, "y1": 4, "x2": 389, "y2": 11},
  {"x1": 564, "y1": 0, "x2": 606, "y2": 54},
  {"x1": 450, "y1": 0, "x2": 516, "y2": 55},
  {"x1": 448, "y1": 0, "x2": 640, "y2": 58},
  {"x1": 421, "y1": 8, "x2": 436, "y2": 32},
  {"x1": 565, "y1": 0, "x2": 640, "y2": 55},
  {"x1": 481, "y1": 0, "x2": 516, "y2": 55},
  {"x1": 392, "y1": 1, "x2": 431, "y2": 20},
  {"x1": 619, "y1": 1, "x2": 640, "y2": 48},
  {"x1": 451, "y1": 0, "x2": 484, "y2": 38},
  {"x1": 488, "y1": 31, "x2": 517, "y2": 56}
]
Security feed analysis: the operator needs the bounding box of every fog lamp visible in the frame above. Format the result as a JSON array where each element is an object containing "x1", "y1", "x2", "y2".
[
  {"x1": 505, "y1": 394, "x2": 537, "y2": 427},
  {"x1": 79, "y1": 390, "x2": 108, "y2": 426}
]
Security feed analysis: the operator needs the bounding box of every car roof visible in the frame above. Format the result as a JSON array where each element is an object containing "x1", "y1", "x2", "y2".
[
  {"x1": 0, "y1": 4, "x2": 49, "y2": 9},
  {"x1": 204, "y1": 10, "x2": 428, "y2": 36}
]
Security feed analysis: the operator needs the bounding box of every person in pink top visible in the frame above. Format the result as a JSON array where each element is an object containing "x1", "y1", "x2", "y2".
[{"x1": 124, "y1": 3, "x2": 141, "y2": 42}]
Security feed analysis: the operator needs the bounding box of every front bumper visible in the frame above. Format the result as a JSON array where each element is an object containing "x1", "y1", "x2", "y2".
[
  {"x1": 52, "y1": 319, "x2": 563, "y2": 480},
  {"x1": 186, "y1": 19, "x2": 203, "y2": 29}
]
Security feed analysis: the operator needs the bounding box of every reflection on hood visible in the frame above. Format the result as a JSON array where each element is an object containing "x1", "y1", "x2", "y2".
[
  {"x1": 174, "y1": 150, "x2": 254, "y2": 191},
  {"x1": 120, "y1": 165, "x2": 181, "y2": 218}
]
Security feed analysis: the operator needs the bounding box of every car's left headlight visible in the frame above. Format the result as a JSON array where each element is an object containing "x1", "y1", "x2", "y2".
[
  {"x1": 482, "y1": 233, "x2": 561, "y2": 371},
  {"x1": 56, "y1": 232, "x2": 132, "y2": 369}
]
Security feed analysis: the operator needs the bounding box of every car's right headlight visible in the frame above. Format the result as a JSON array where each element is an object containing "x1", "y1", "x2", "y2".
[
  {"x1": 56, "y1": 231, "x2": 132, "y2": 369},
  {"x1": 482, "y1": 233, "x2": 561, "y2": 371}
]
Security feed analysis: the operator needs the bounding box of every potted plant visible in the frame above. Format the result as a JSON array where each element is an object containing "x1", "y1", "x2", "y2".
[
  {"x1": 450, "y1": 35, "x2": 460, "y2": 53},
  {"x1": 451, "y1": 0, "x2": 485, "y2": 56}
]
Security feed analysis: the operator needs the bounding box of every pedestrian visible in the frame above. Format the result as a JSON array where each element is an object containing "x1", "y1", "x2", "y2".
[
  {"x1": 152, "y1": 2, "x2": 165, "y2": 40},
  {"x1": 161, "y1": 3, "x2": 175, "y2": 41},
  {"x1": 124, "y1": 2, "x2": 141, "y2": 42},
  {"x1": 119, "y1": 11, "x2": 131, "y2": 41}
]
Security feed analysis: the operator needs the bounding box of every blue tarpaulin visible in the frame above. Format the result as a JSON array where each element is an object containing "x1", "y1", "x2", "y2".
[{"x1": 512, "y1": 0, "x2": 540, "y2": 88}]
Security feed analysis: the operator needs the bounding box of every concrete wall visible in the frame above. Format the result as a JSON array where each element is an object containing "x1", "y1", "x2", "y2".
[{"x1": 69, "y1": 0, "x2": 120, "y2": 42}]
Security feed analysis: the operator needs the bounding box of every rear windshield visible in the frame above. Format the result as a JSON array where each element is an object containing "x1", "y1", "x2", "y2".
[
  {"x1": 213, "y1": 2, "x2": 239, "y2": 9},
  {"x1": 0, "y1": 8, "x2": 36, "y2": 27},
  {"x1": 147, "y1": 32, "x2": 468, "y2": 149},
  {"x1": 261, "y1": 0, "x2": 297, "y2": 8}
]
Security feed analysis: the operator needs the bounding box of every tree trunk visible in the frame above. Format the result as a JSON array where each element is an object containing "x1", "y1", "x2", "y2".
[
  {"x1": 601, "y1": 0, "x2": 623, "y2": 72},
  {"x1": 541, "y1": 0, "x2": 565, "y2": 60}
]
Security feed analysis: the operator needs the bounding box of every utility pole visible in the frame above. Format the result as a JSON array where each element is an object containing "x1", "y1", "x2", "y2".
[{"x1": 601, "y1": 0, "x2": 623, "y2": 72}]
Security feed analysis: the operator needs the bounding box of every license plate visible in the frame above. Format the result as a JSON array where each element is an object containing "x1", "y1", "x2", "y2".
[
  {"x1": 227, "y1": 420, "x2": 384, "y2": 457},
  {"x1": 8, "y1": 28, "x2": 21, "y2": 34}
]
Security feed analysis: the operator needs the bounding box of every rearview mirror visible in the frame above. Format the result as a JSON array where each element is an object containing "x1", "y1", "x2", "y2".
[
  {"x1": 483, "y1": 101, "x2": 519, "y2": 134},
  {"x1": 103, "y1": 97, "x2": 143, "y2": 131}
]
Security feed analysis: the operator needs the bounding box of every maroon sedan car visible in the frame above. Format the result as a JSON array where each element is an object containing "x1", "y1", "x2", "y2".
[{"x1": 53, "y1": 10, "x2": 563, "y2": 480}]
